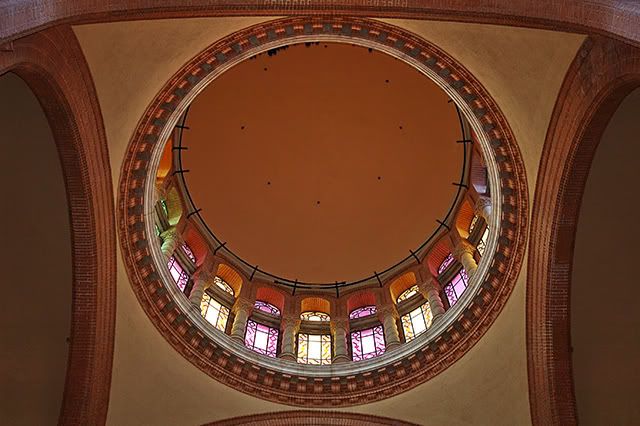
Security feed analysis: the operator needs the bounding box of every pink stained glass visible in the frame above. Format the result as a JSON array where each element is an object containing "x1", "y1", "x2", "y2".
[
  {"x1": 349, "y1": 305, "x2": 377, "y2": 319},
  {"x1": 438, "y1": 253, "x2": 455, "y2": 274},
  {"x1": 445, "y1": 269, "x2": 469, "y2": 306},
  {"x1": 254, "y1": 300, "x2": 281, "y2": 316},
  {"x1": 167, "y1": 256, "x2": 189, "y2": 291},
  {"x1": 351, "y1": 325, "x2": 386, "y2": 361},
  {"x1": 244, "y1": 319, "x2": 278, "y2": 357},
  {"x1": 181, "y1": 243, "x2": 196, "y2": 263}
]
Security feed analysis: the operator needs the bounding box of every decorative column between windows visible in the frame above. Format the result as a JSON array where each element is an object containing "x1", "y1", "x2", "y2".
[
  {"x1": 278, "y1": 316, "x2": 301, "y2": 361},
  {"x1": 453, "y1": 239, "x2": 478, "y2": 277},
  {"x1": 475, "y1": 196, "x2": 492, "y2": 224},
  {"x1": 160, "y1": 226, "x2": 181, "y2": 258},
  {"x1": 330, "y1": 318, "x2": 350, "y2": 363},
  {"x1": 417, "y1": 275, "x2": 446, "y2": 322},
  {"x1": 189, "y1": 259, "x2": 219, "y2": 308},
  {"x1": 230, "y1": 297, "x2": 254, "y2": 343},
  {"x1": 377, "y1": 305, "x2": 401, "y2": 349}
]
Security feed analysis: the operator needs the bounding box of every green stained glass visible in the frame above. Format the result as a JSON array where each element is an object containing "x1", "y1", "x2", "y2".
[
  {"x1": 401, "y1": 302, "x2": 432, "y2": 342},
  {"x1": 201, "y1": 293, "x2": 229, "y2": 332}
]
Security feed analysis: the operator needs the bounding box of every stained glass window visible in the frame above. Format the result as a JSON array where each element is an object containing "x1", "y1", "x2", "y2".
[
  {"x1": 200, "y1": 293, "x2": 229, "y2": 332},
  {"x1": 213, "y1": 276, "x2": 234, "y2": 296},
  {"x1": 476, "y1": 227, "x2": 490, "y2": 256},
  {"x1": 401, "y1": 302, "x2": 433, "y2": 342},
  {"x1": 349, "y1": 305, "x2": 377, "y2": 319},
  {"x1": 244, "y1": 319, "x2": 279, "y2": 357},
  {"x1": 351, "y1": 325, "x2": 386, "y2": 361},
  {"x1": 160, "y1": 199, "x2": 169, "y2": 217},
  {"x1": 181, "y1": 243, "x2": 196, "y2": 263},
  {"x1": 297, "y1": 333, "x2": 332, "y2": 365},
  {"x1": 396, "y1": 285, "x2": 420, "y2": 303},
  {"x1": 469, "y1": 214, "x2": 480, "y2": 234},
  {"x1": 438, "y1": 253, "x2": 455, "y2": 274},
  {"x1": 167, "y1": 256, "x2": 189, "y2": 291},
  {"x1": 253, "y1": 300, "x2": 281, "y2": 316},
  {"x1": 155, "y1": 224, "x2": 161, "y2": 237},
  {"x1": 300, "y1": 311, "x2": 330, "y2": 322},
  {"x1": 444, "y1": 269, "x2": 469, "y2": 307}
]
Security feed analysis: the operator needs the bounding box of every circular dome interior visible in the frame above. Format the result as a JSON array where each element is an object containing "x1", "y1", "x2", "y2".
[{"x1": 181, "y1": 42, "x2": 462, "y2": 283}]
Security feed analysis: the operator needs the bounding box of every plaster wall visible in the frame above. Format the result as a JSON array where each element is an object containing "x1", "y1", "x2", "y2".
[
  {"x1": 73, "y1": 18, "x2": 583, "y2": 425},
  {"x1": 572, "y1": 87, "x2": 640, "y2": 425},
  {"x1": 0, "y1": 72, "x2": 72, "y2": 425}
]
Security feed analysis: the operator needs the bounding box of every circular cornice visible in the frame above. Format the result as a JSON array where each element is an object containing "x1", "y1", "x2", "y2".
[{"x1": 119, "y1": 16, "x2": 528, "y2": 406}]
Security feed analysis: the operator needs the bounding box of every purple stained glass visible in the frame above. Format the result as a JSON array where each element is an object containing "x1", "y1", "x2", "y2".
[
  {"x1": 167, "y1": 256, "x2": 189, "y2": 291},
  {"x1": 438, "y1": 253, "x2": 455, "y2": 274},
  {"x1": 445, "y1": 269, "x2": 469, "y2": 306},
  {"x1": 350, "y1": 325, "x2": 386, "y2": 362},
  {"x1": 349, "y1": 305, "x2": 377, "y2": 319},
  {"x1": 253, "y1": 300, "x2": 281, "y2": 316},
  {"x1": 244, "y1": 319, "x2": 278, "y2": 357},
  {"x1": 181, "y1": 243, "x2": 196, "y2": 263}
]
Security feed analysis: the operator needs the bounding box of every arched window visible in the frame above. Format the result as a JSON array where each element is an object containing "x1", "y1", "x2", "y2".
[
  {"x1": 200, "y1": 293, "x2": 229, "y2": 332},
  {"x1": 181, "y1": 242, "x2": 196, "y2": 263},
  {"x1": 297, "y1": 333, "x2": 332, "y2": 365},
  {"x1": 476, "y1": 227, "x2": 490, "y2": 256},
  {"x1": 401, "y1": 302, "x2": 433, "y2": 341},
  {"x1": 396, "y1": 285, "x2": 419, "y2": 303},
  {"x1": 167, "y1": 256, "x2": 189, "y2": 291},
  {"x1": 351, "y1": 325, "x2": 385, "y2": 361},
  {"x1": 300, "y1": 311, "x2": 330, "y2": 322},
  {"x1": 349, "y1": 305, "x2": 377, "y2": 319},
  {"x1": 444, "y1": 269, "x2": 469, "y2": 306},
  {"x1": 438, "y1": 253, "x2": 455, "y2": 274},
  {"x1": 254, "y1": 300, "x2": 281, "y2": 316},
  {"x1": 213, "y1": 276, "x2": 234, "y2": 296},
  {"x1": 244, "y1": 319, "x2": 279, "y2": 357}
]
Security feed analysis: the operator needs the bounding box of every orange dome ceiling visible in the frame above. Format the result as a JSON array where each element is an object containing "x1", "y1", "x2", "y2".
[{"x1": 182, "y1": 42, "x2": 462, "y2": 283}]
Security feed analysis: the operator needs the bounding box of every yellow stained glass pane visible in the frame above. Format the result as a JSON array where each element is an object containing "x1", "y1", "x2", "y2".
[
  {"x1": 216, "y1": 305, "x2": 229, "y2": 332},
  {"x1": 401, "y1": 314, "x2": 415, "y2": 341},
  {"x1": 200, "y1": 293, "x2": 211, "y2": 316},
  {"x1": 297, "y1": 333, "x2": 308, "y2": 363},
  {"x1": 421, "y1": 302, "x2": 433, "y2": 329},
  {"x1": 397, "y1": 285, "x2": 419, "y2": 303},
  {"x1": 321, "y1": 334, "x2": 332, "y2": 365}
]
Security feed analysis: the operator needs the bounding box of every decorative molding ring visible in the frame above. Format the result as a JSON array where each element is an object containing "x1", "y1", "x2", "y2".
[
  {"x1": 205, "y1": 410, "x2": 419, "y2": 426},
  {"x1": 526, "y1": 36, "x2": 640, "y2": 425},
  {"x1": 0, "y1": 26, "x2": 116, "y2": 425},
  {"x1": 119, "y1": 16, "x2": 528, "y2": 407}
]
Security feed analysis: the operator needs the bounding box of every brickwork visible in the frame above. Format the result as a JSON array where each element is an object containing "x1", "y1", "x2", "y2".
[
  {"x1": 0, "y1": 26, "x2": 116, "y2": 426},
  {"x1": 118, "y1": 16, "x2": 528, "y2": 407},
  {"x1": 526, "y1": 36, "x2": 640, "y2": 425}
]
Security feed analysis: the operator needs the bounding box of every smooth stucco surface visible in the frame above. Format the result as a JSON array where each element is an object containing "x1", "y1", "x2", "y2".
[
  {"x1": 0, "y1": 72, "x2": 72, "y2": 425},
  {"x1": 74, "y1": 18, "x2": 584, "y2": 425}
]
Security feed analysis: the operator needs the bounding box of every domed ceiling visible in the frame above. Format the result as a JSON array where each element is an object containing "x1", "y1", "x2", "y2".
[{"x1": 182, "y1": 42, "x2": 462, "y2": 283}]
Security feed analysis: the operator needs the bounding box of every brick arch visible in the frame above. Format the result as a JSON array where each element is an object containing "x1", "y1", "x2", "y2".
[
  {"x1": 455, "y1": 198, "x2": 475, "y2": 238},
  {"x1": 0, "y1": 26, "x2": 116, "y2": 425},
  {"x1": 300, "y1": 297, "x2": 331, "y2": 316},
  {"x1": 255, "y1": 286, "x2": 286, "y2": 313},
  {"x1": 526, "y1": 36, "x2": 640, "y2": 425},
  {"x1": 346, "y1": 290, "x2": 377, "y2": 314},
  {"x1": 217, "y1": 263, "x2": 243, "y2": 296},
  {"x1": 426, "y1": 235, "x2": 454, "y2": 277},
  {"x1": 389, "y1": 272, "x2": 417, "y2": 303}
]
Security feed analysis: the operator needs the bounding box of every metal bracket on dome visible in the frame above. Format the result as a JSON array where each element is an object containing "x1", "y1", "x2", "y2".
[
  {"x1": 213, "y1": 242, "x2": 226, "y2": 255},
  {"x1": 172, "y1": 169, "x2": 190, "y2": 175},
  {"x1": 374, "y1": 272, "x2": 383, "y2": 288},
  {"x1": 452, "y1": 182, "x2": 469, "y2": 189},
  {"x1": 175, "y1": 124, "x2": 190, "y2": 130},
  {"x1": 436, "y1": 219, "x2": 451, "y2": 231},
  {"x1": 291, "y1": 279, "x2": 298, "y2": 296},
  {"x1": 456, "y1": 139, "x2": 473, "y2": 144},
  {"x1": 409, "y1": 249, "x2": 420, "y2": 264},
  {"x1": 187, "y1": 208, "x2": 202, "y2": 219},
  {"x1": 172, "y1": 146, "x2": 188, "y2": 150},
  {"x1": 249, "y1": 265, "x2": 259, "y2": 281},
  {"x1": 335, "y1": 282, "x2": 340, "y2": 298}
]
